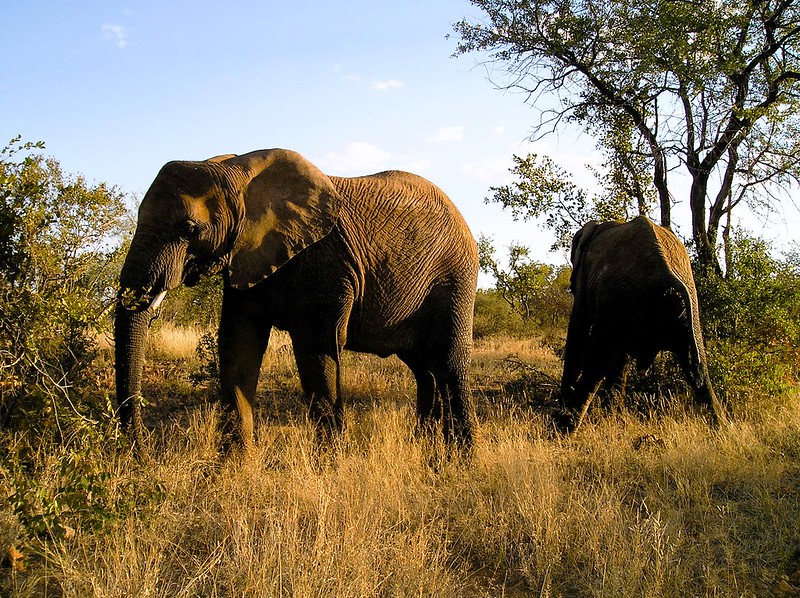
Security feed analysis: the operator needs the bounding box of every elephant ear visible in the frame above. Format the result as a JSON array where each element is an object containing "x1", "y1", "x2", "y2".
[
  {"x1": 227, "y1": 149, "x2": 341, "y2": 289},
  {"x1": 569, "y1": 221, "x2": 601, "y2": 292}
]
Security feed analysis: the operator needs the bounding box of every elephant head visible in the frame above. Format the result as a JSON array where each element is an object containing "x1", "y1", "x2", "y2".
[{"x1": 114, "y1": 149, "x2": 341, "y2": 444}]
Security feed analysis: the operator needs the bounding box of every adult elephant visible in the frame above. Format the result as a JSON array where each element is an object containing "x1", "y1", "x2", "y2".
[
  {"x1": 557, "y1": 216, "x2": 726, "y2": 432},
  {"x1": 115, "y1": 149, "x2": 479, "y2": 454}
]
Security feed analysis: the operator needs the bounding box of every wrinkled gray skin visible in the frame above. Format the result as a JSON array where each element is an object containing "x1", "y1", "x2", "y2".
[
  {"x1": 115, "y1": 149, "x2": 479, "y2": 454},
  {"x1": 557, "y1": 216, "x2": 726, "y2": 432}
]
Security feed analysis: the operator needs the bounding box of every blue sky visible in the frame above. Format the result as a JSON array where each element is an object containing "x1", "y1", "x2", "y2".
[{"x1": 2, "y1": 1, "x2": 795, "y2": 281}]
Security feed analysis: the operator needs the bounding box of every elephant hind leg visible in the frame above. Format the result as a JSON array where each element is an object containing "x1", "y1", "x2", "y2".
[
  {"x1": 398, "y1": 354, "x2": 440, "y2": 436},
  {"x1": 417, "y1": 372, "x2": 442, "y2": 438},
  {"x1": 674, "y1": 350, "x2": 728, "y2": 423},
  {"x1": 437, "y1": 369, "x2": 475, "y2": 454},
  {"x1": 400, "y1": 349, "x2": 475, "y2": 458}
]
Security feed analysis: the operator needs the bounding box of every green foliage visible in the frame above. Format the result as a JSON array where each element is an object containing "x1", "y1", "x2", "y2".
[
  {"x1": 456, "y1": 0, "x2": 800, "y2": 272},
  {"x1": 1, "y1": 422, "x2": 165, "y2": 541},
  {"x1": 697, "y1": 232, "x2": 800, "y2": 410},
  {"x1": 189, "y1": 331, "x2": 221, "y2": 393},
  {"x1": 0, "y1": 136, "x2": 129, "y2": 434},
  {"x1": 486, "y1": 153, "x2": 634, "y2": 250},
  {"x1": 473, "y1": 289, "x2": 533, "y2": 338},
  {"x1": 487, "y1": 154, "x2": 593, "y2": 249},
  {"x1": 586, "y1": 111, "x2": 659, "y2": 216},
  {"x1": 477, "y1": 235, "x2": 572, "y2": 331},
  {"x1": 159, "y1": 275, "x2": 223, "y2": 329}
]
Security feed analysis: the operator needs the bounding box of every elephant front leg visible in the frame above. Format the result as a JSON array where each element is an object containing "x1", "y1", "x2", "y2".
[
  {"x1": 557, "y1": 329, "x2": 623, "y2": 433},
  {"x1": 560, "y1": 308, "x2": 591, "y2": 398},
  {"x1": 218, "y1": 293, "x2": 270, "y2": 453}
]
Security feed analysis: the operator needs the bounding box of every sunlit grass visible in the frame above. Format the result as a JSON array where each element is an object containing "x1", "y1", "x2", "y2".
[
  {"x1": 147, "y1": 323, "x2": 205, "y2": 362},
  {"x1": 4, "y1": 332, "x2": 800, "y2": 596}
]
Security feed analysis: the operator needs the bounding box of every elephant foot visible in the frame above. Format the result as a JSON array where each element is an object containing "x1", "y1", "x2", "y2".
[
  {"x1": 218, "y1": 435, "x2": 254, "y2": 464},
  {"x1": 424, "y1": 441, "x2": 473, "y2": 472},
  {"x1": 218, "y1": 416, "x2": 256, "y2": 460},
  {"x1": 551, "y1": 408, "x2": 579, "y2": 437},
  {"x1": 123, "y1": 414, "x2": 153, "y2": 462}
]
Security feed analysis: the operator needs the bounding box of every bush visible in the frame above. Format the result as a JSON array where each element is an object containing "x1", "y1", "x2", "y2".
[
  {"x1": 157, "y1": 275, "x2": 223, "y2": 330},
  {"x1": 477, "y1": 236, "x2": 573, "y2": 335},
  {"x1": 473, "y1": 289, "x2": 533, "y2": 338},
  {"x1": 696, "y1": 232, "x2": 800, "y2": 413},
  {"x1": 0, "y1": 137, "x2": 129, "y2": 436}
]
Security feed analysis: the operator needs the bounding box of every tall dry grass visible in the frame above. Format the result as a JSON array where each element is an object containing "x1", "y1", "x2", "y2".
[
  {"x1": 148, "y1": 323, "x2": 207, "y2": 362},
  {"x1": 5, "y1": 333, "x2": 800, "y2": 596}
]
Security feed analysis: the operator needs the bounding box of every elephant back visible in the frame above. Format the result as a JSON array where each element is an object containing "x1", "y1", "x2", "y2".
[
  {"x1": 650, "y1": 222, "x2": 696, "y2": 290},
  {"x1": 569, "y1": 220, "x2": 622, "y2": 293},
  {"x1": 331, "y1": 171, "x2": 478, "y2": 264}
]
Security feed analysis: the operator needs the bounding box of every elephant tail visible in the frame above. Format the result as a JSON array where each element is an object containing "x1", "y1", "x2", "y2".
[{"x1": 666, "y1": 278, "x2": 704, "y2": 385}]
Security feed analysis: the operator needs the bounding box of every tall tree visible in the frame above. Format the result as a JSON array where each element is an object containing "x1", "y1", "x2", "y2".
[{"x1": 455, "y1": 0, "x2": 800, "y2": 272}]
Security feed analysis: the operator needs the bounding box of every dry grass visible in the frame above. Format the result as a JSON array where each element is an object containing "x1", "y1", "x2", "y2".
[
  {"x1": 148, "y1": 323, "x2": 206, "y2": 362},
  {"x1": 4, "y1": 331, "x2": 800, "y2": 597}
]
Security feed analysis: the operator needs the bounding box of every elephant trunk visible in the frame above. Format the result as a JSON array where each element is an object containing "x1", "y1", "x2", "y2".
[
  {"x1": 114, "y1": 232, "x2": 182, "y2": 447},
  {"x1": 114, "y1": 304, "x2": 151, "y2": 448}
]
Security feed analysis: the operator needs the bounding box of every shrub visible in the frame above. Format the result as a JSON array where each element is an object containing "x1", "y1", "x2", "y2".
[
  {"x1": 0, "y1": 137, "x2": 128, "y2": 436},
  {"x1": 473, "y1": 289, "x2": 533, "y2": 338},
  {"x1": 477, "y1": 235, "x2": 573, "y2": 334},
  {"x1": 1, "y1": 423, "x2": 165, "y2": 543},
  {"x1": 696, "y1": 231, "x2": 800, "y2": 413},
  {"x1": 157, "y1": 275, "x2": 223, "y2": 330},
  {"x1": 189, "y1": 331, "x2": 221, "y2": 394}
]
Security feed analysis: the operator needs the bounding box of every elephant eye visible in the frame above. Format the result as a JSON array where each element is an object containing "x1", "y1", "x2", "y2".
[{"x1": 178, "y1": 220, "x2": 200, "y2": 240}]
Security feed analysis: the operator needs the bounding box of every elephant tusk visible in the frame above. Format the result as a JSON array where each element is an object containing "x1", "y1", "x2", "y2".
[{"x1": 148, "y1": 290, "x2": 167, "y2": 311}]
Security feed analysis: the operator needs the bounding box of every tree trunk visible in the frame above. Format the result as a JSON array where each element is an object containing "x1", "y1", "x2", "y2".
[{"x1": 689, "y1": 171, "x2": 722, "y2": 275}]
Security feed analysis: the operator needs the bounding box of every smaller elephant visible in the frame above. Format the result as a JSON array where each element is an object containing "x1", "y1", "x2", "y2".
[{"x1": 558, "y1": 216, "x2": 726, "y2": 432}]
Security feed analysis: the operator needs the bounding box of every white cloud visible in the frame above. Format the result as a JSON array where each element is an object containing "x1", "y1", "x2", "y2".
[
  {"x1": 319, "y1": 143, "x2": 430, "y2": 176},
  {"x1": 102, "y1": 24, "x2": 128, "y2": 49},
  {"x1": 371, "y1": 79, "x2": 405, "y2": 91},
  {"x1": 397, "y1": 158, "x2": 430, "y2": 173},
  {"x1": 322, "y1": 142, "x2": 392, "y2": 174},
  {"x1": 493, "y1": 125, "x2": 506, "y2": 134},
  {"x1": 431, "y1": 126, "x2": 465, "y2": 143},
  {"x1": 460, "y1": 156, "x2": 515, "y2": 184}
]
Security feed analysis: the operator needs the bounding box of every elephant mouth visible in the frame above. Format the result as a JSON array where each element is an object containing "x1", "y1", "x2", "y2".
[
  {"x1": 117, "y1": 287, "x2": 168, "y2": 312},
  {"x1": 119, "y1": 255, "x2": 226, "y2": 310},
  {"x1": 183, "y1": 262, "x2": 203, "y2": 287},
  {"x1": 182, "y1": 256, "x2": 226, "y2": 287},
  {"x1": 118, "y1": 268, "x2": 171, "y2": 312}
]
